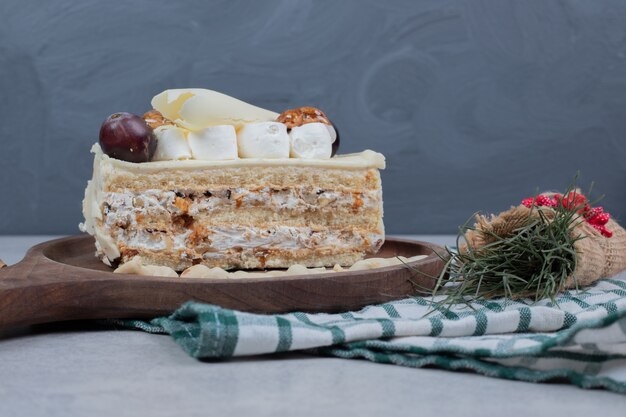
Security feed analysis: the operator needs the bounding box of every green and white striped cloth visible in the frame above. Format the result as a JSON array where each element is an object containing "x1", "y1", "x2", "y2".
[{"x1": 113, "y1": 272, "x2": 626, "y2": 394}]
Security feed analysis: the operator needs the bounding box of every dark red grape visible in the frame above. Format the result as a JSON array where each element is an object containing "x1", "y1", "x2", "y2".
[
  {"x1": 99, "y1": 112, "x2": 156, "y2": 163},
  {"x1": 329, "y1": 120, "x2": 340, "y2": 157}
]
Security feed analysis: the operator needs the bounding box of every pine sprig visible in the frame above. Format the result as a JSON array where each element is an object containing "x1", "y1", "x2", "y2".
[{"x1": 432, "y1": 186, "x2": 592, "y2": 307}]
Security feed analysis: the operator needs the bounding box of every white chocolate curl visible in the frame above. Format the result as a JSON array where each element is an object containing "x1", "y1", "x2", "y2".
[{"x1": 151, "y1": 89, "x2": 279, "y2": 130}]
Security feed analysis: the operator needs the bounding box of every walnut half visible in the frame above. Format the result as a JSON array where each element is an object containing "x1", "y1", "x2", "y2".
[
  {"x1": 276, "y1": 106, "x2": 331, "y2": 129},
  {"x1": 143, "y1": 110, "x2": 174, "y2": 130}
]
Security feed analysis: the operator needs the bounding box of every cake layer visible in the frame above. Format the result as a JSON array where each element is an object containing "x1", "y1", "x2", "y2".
[
  {"x1": 81, "y1": 144, "x2": 386, "y2": 270},
  {"x1": 106, "y1": 167, "x2": 381, "y2": 194},
  {"x1": 92, "y1": 144, "x2": 384, "y2": 193},
  {"x1": 122, "y1": 209, "x2": 382, "y2": 231},
  {"x1": 130, "y1": 247, "x2": 366, "y2": 271}
]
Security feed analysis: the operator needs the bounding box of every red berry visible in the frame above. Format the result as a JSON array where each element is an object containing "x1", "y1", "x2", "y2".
[
  {"x1": 560, "y1": 192, "x2": 588, "y2": 213},
  {"x1": 593, "y1": 224, "x2": 613, "y2": 238},
  {"x1": 523, "y1": 191, "x2": 613, "y2": 238},
  {"x1": 586, "y1": 207, "x2": 604, "y2": 219},
  {"x1": 590, "y1": 213, "x2": 610, "y2": 226},
  {"x1": 522, "y1": 195, "x2": 558, "y2": 208},
  {"x1": 536, "y1": 195, "x2": 557, "y2": 207}
]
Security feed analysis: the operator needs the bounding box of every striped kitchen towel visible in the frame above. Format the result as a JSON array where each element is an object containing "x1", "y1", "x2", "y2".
[{"x1": 113, "y1": 271, "x2": 626, "y2": 393}]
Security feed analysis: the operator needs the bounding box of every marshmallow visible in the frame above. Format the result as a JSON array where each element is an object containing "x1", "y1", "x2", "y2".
[
  {"x1": 188, "y1": 125, "x2": 238, "y2": 160},
  {"x1": 326, "y1": 124, "x2": 337, "y2": 143},
  {"x1": 153, "y1": 125, "x2": 192, "y2": 161},
  {"x1": 289, "y1": 122, "x2": 333, "y2": 159},
  {"x1": 237, "y1": 122, "x2": 290, "y2": 159}
]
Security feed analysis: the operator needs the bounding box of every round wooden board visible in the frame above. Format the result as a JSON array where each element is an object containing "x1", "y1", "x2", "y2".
[{"x1": 0, "y1": 235, "x2": 447, "y2": 330}]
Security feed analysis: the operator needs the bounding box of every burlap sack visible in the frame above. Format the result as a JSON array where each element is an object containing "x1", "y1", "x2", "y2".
[{"x1": 464, "y1": 205, "x2": 626, "y2": 289}]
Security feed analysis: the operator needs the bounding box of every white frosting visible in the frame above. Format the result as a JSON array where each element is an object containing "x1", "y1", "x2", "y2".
[
  {"x1": 188, "y1": 125, "x2": 238, "y2": 160},
  {"x1": 289, "y1": 123, "x2": 333, "y2": 159},
  {"x1": 153, "y1": 125, "x2": 192, "y2": 161},
  {"x1": 151, "y1": 88, "x2": 279, "y2": 130},
  {"x1": 237, "y1": 122, "x2": 290, "y2": 159},
  {"x1": 80, "y1": 151, "x2": 121, "y2": 262},
  {"x1": 90, "y1": 143, "x2": 385, "y2": 170}
]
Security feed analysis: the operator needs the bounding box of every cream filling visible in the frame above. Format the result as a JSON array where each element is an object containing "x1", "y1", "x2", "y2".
[
  {"x1": 115, "y1": 226, "x2": 383, "y2": 254},
  {"x1": 102, "y1": 187, "x2": 381, "y2": 228}
]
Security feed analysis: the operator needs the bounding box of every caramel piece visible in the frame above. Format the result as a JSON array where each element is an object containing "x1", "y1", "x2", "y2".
[
  {"x1": 143, "y1": 110, "x2": 174, "y2": 129},
  {"x1": 276, "y1": 106, "x2": 331, "y2": 129}
]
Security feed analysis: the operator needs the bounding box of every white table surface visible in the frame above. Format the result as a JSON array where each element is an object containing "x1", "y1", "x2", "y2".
[{"x1": 0, "y1": 235, "x2": 625, "y2": 416}]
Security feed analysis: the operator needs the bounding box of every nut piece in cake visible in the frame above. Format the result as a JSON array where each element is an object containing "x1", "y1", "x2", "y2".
[
  {"x1": 143, "y1": 110, "x2": 175, "y2": 130},
  {"x1": 276, "y1": 106, "x2": 331, "y2": 129}
]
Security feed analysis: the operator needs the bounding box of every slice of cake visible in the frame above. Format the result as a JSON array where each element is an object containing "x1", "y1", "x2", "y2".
[{"x1": 81, "y1": 89, "x2": 385, "y2": 271}]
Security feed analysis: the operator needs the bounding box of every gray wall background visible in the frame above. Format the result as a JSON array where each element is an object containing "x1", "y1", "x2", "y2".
[{"x1": 1, "y1": 0, "x2": 625, "y2": 235}]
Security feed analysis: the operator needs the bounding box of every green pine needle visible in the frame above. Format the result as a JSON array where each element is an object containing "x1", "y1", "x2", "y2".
[{"x1": 432, "y1": 184, "x2": 593, "y2": 307}]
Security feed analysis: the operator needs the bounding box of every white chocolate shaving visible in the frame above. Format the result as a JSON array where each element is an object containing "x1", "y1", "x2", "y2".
[
  {"x1": 151, "y1": 88, "x2": 279, "y2": 130},
  {"x1": 113, "y1": 256, "x2": 179, "y2": 277},
  {"x1": 112, "y1": 255, "x2": 427, "y2": 279},
  {"x1": 180, "y1": 265, "x2": 230, "y2": 279}
]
